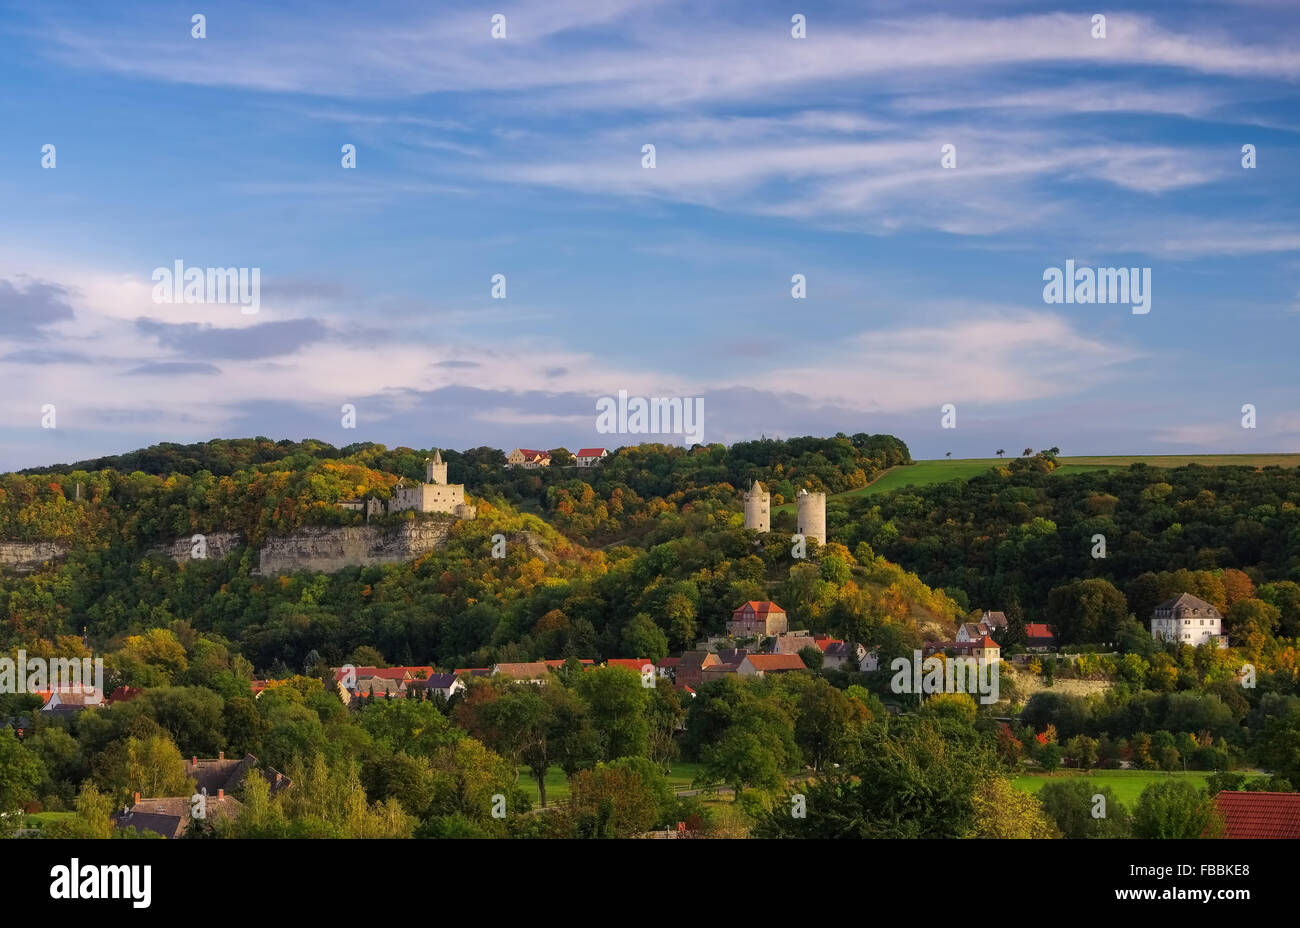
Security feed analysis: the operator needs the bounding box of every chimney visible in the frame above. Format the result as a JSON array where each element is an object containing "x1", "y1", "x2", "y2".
[
  {"x1": 133, "y1": 791, "x2": 140, "y2": 805},
  {"x1": 218, "y1": 751, "x2": 224, "y2": 761},
  {"x1": 217, "y1": 788, "x2": 224, "y2": 800}
]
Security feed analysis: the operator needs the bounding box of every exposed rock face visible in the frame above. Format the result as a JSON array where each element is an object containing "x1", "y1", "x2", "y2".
[
  {"x1": 0, "y1": 541, "x2": 69, "y2": 575},
  {"x1": 151, "y1": 531, "x2": 244, "y2": 563},
  {"x1": 255, "y1": 520, "x2": 455, "y2": 575},
  {"x1": 8, "y1": 518, "x2": 460, "y2": 579}
]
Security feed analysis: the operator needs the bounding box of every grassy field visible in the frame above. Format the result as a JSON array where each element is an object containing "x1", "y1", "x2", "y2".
[
  {"x1": 1013, "y1": 769, "x2": 1210, "y2": 806},
  {"x1": 518, "y1": 761, "x2": 709, "y2": 807},
  {"x1": 774, "y1": 453, "x2": 1300, "y2": 513}
]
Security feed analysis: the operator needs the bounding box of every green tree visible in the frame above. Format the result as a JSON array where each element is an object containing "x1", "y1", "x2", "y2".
[
  {"x1": 794, "y1": 677, "x2": 870, "y2": 771},
  {"x1": 622, "y1": 613, "x2": 669, "y2": 664},
  {"x1": 753, "y1": 719, "x2": 995, "y2": 838},
  {"x1": 567, "y1": 763, "x2": 659, "y2": 838},
  {"x1": 1037, "y1": 780, "x2": 1129, "y2": 838},
  {"x1": 1132, "y1": 779, "x2": 1219, "y2": 838},
  {"x1": 575, "y1": 666, "x2": 651, "y2": 761},
  {"x1": 1046, "y1": 578, "x2": 1128, "y2": 645},
  {"x1": 971, "y1": 778, "x2": 1059, "y2": 838},
  {"x1": 0, "y1": 729, "x2": 44, "y2": 812}
]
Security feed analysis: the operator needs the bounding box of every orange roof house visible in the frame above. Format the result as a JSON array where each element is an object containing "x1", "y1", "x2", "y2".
[
  {"x1": 605, "y1": 658, "x2": 654, "y2": 674},
  {"x1": 738, "y1": 653, "x2": 807, "y2": 677},
  {"x1": 728, "y1": 601, "x2": 789, "y2": 638}
]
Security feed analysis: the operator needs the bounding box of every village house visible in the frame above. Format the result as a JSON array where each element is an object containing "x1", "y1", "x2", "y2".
[
  {"x1": 956, "y1": 611, "x2": 1008, "y2": 642},
  {"x1": 701, "y1": 662, "x2": 742, "y2": 683},
  {"x1": 738, "y1": 653, "x2": 807, "y2": 678},
  {"x1": 922, "y1": 636, "x2": 1001, "y2": 663},
  {"x1": 674, "y1": 651, "x2": 721, "y2": 690},
  {"x1": 574, "y1": 448, "x2": 609, "y2": 467},
  {"x1": 1150, "y1": 593, "x2": 1229, "y2": 648},
  {"x1": 492, "y1": 661, "x2": 551, "y2": 684},
  {"x1": 772, "y1": 635, "x2": 819, "y2": 656},
  {"x1": 117, "y1": 792, "x2": 242, "y2": 839},
  {"x1": 334, "y1": 666, "x2": 436, "y2": 704},
  {"x1": 954, "y1": 623, "x2": 985, "y2": 643},
  {"x1": 543, "y1": 658, "x2": 596, "y2": 671},
  {"x1": 506, "y1": 448, "x2": 552, "y2": 469},
  {"x1": 655, "y1": 656, "x2": 680, "y2": 680},
  {"x1": 813, "y1": 637, "x2": 865, "y2": 670},
  {"x1": 40, "y1": 684, "x2": 104, "y2": 715},
  {"x1": 1024, "y1": 623, "x2": 1056, "y2": 652},
  {"x1": 981, "y1": 611, "x2": 1009, "y2": 631},
  {"x1": 728, "y1": 601, "x2": 789, "y2": 638},
  {"x1": 106, "y1": 685, "x2": 142, "y2": 705},
  {"x1": 605, "y1": 658, "x2": 654, "y2": 675},
  {"x1": 186, "y1": 752, "x2": 291, "y2": 797},
  {"x1": 407, "y1": 672, "x2": 466, "y2": 701}
]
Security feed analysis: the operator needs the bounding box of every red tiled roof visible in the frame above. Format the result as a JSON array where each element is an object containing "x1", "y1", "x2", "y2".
[
  {"x1": 813, "y1": 637, "x2": 843, "y2": 653},
  {"x1": 1025, "y1": 624, "x2": 1054, "y2": 638},
  {"x1": 743, "y1": 653, "x2": 806, "y2": 671},
  {"x1": 979, "y1": 636, "x2": 1000, "y2": 648},
  {"x1": 657, "y1": 657, "x2": 681, "y2": 667},
  {"x1": 576, "y1": 448, "x2": 607, "y2": 457},
  {"x1": 543, "y1": 659, "x2": 596, "y2": 667},
  {"x1": 732, "y1": 601, "x2": 785, "y2": 617},
  {"x1": 1212, "y1": 792, "x2": 1300, "y2": 839},
  {"x1": 606, "y1": 658, "x2": 653, "y2": 672}
]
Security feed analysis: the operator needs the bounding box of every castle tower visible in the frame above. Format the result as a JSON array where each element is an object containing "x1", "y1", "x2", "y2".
[
  {"x1": 426, "y1": 449, "x2": 448, "y2": 486},
  {"x1": 744, "y1": 480, "x2": 770, "y2": 533},
  {"x1": 796, "y1": 489, "x2": 826, "y2": 545}
]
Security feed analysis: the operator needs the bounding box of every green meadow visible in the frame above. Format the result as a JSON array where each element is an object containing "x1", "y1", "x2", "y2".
[
  {"x1": 518, "y1": 761, "x2": 709, "y2": 807},
  {"x1": 774, "y1": 454, "x2": 1300, "y2": 513},
  {"x1": 1012, "y1": 769, "x2": 1210, "y2": 806}
]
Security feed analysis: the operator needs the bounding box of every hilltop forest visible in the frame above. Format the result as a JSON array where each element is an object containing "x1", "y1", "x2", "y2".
[{"x1": 3, "y1": 437, "x2": 1300, "y2": 840}]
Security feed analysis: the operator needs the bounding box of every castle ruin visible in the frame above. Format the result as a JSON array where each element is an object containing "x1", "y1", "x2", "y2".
[{"x1": 743, "y1": 480, "x2": 770, "y2": 533}]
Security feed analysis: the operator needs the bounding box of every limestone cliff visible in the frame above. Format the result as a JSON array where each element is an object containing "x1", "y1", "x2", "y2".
[
  {"x1": 254, "y1": 519, "x2": 455, "y2": 575},
  {"x1": 150, "y1": 531, "x2": 245, "y2": 563},
  {"x1": 0, "y1": 541, "x2": 69, "y2": 575},
  {"x1": 6, "y1": 518, "x2": 461, "y2": 578}
]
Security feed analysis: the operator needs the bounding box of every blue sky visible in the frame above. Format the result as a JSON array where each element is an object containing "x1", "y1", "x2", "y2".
[{"x1": 1, "y1": 0, "x2": 1298, "y2": 470}]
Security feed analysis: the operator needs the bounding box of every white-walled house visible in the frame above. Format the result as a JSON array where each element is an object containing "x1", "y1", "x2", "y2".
[
  {"x1": 575, "y1": 448, "x2": 609, "y2": 467},
  {"x1": 1151, "y1": 593, "x2": 1229, "y2": 648}
]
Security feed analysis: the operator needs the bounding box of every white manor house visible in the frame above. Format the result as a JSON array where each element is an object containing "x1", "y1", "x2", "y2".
[{"x1": 1150, "y1": 593, "x2": 1228, "y2": 648}]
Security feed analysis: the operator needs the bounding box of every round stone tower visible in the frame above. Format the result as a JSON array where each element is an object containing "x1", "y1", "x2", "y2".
[
  {"x1": 743, "y1": 480, "x2": 770, "y2": 533},
  {"x1": 796, "y1": 489, "x2": 826, "y2": 545}
]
